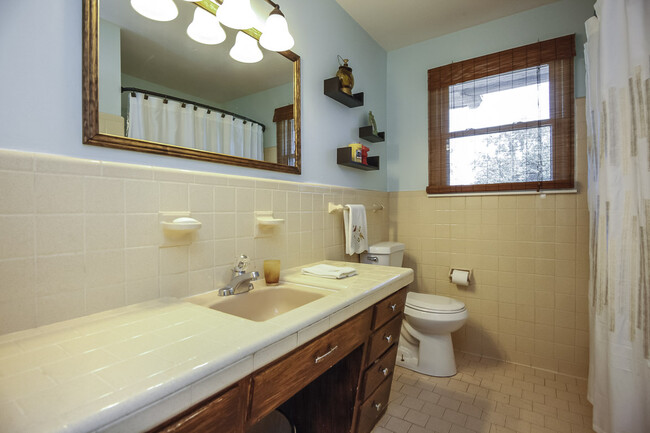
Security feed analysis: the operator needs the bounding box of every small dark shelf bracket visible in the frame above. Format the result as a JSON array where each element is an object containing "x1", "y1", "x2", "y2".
[
  {"x1": 337, "y1": 147, "x2": 379, "y2": 171},
  {"x1": 324, "y1": 78, "x2": 364, "y2": 108},
  {"x1": 359, "y1": 126, "x2": 385, "y2": 143}
]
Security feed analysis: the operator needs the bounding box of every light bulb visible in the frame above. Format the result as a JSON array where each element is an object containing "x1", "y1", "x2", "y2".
[
  {"x1": 216, "y1": 0, "x2": 256, "y2": 30},
  {"x1": 230, "y1": 32, "x2": 263, "y2": 63},
  {"x1": 260, "y1": 8, "x2": 294, "y2": 52},
  {"x1": 187, "y1": 7, "x2": 226, "y2": 45},
  {"x1": 130, "y1": 0, "x2": 178, "y2": 22}
]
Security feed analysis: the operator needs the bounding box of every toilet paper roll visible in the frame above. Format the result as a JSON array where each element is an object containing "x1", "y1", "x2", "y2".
[{"x1": 451, "y1": 269, "x2": 470, "y2": 286}]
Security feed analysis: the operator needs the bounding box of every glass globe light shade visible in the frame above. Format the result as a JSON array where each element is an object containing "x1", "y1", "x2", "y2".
[
  {"x1": 216, "y1": 0, "x2": 256, "y2": 30},
  {"x1": 259, "y1": 8, "x2": 294, "y2": 52},
  {"x1": 187, "y1": 7, "x2": 226, "y2": 45},
  {"x1": 130, "y1": 0, "x2": 178, "y2": 22},
  {"x1": 229, "y1": 31, "x2": 263, "y2": 63}
]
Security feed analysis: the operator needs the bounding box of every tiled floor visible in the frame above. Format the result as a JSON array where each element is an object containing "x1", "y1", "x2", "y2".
[{"x1": 372, "y1": 352, "x2": 595, "y2": 433}]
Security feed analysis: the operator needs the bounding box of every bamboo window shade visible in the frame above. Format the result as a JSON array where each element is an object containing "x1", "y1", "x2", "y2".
[
  {"x1": 274, "y1": 104, "x2": 295, "y2": 165},
  {"x1": 427, "y1": 34, "x2": 576, "y2": 194}
]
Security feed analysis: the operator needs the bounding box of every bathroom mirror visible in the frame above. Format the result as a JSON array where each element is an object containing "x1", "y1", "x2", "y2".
[{"x1": 83, "y1": 0, "x2": 301, "y2": 174}]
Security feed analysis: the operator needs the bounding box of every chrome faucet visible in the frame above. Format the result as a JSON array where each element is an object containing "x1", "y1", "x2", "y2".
[{"x1": 218, "y1": 255, "x2": 260, "y2": 296}]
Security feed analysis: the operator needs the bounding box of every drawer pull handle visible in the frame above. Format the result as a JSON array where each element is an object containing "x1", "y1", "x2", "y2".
[
  {"x1": 314, "y1": 345, "x2": 338, "y2": 364},
  {"x1": 384, "y1": 334, "x2": 393, "y2": 343},
  {"x1": 380, "y1": 367, "x2": 390, "y2": 376},
  {"x1": 374, "y1": 402, "x2": 382, "y2": 411},
  {"x1": 389, "y1": 303, "x2": 397, "y2": 311}
]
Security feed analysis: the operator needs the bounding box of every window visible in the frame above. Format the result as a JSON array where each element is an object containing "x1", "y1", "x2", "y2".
[
  {"x1": 273, "y1": 104, "x2": 296, "y2": 166},
  {"x1": 427, "y1": 34, "x2": 575, "y2": 194}
]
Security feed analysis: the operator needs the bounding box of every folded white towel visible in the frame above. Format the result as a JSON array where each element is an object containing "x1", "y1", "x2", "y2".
[
  {"x1": 301, "y1": 264, "x2": 358, "y2": 279},
  {"x1": 344, "y1": 204, "x2": 368, "y2": 255}
]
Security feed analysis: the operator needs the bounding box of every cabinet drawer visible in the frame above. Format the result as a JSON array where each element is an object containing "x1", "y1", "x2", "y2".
[
  {"x1": 372, "y1": 288, "x2": 406, "y2": 330},
  {"x1": 153, "y1": 385, "x2": 242, "y2": 433},
  {"x1": 366, "y1": 314, "x2": 402, "y2": 367},
  {"x1": 360, "y1": 343, "x2": 398, "y2": 401},
  {"x1": 356, "y1": 373, "x2": 393, "y2": 433},
  {"x1": 250, "y1": 308, "x2": 372, "y2": 424}
]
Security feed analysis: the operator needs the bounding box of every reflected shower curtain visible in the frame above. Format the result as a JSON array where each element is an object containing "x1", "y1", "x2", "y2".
[
  {"x1": 126, "y1": 92, "x2": 264, "y2": 160},
  {"x1": 584, "y1": 1, "x2": 650, "y2": 432}
]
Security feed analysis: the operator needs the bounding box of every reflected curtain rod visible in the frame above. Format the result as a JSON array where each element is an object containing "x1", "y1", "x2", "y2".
[{"x1": 121, "y1": 87, "x2": 266, "y2": 132}]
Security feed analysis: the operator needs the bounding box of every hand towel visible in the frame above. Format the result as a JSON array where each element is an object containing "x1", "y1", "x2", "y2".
[
  {"x1": 301, "y1": 264, "x2": 358, "y2": 279},
  {"x1": 343, "y1": 204, "x2": 368, "y2": 255}
]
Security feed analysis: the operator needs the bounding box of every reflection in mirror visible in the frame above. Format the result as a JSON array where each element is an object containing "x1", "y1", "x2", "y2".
[{"x1": 84, "y1": 0, "x2": 300, "y2": 174}]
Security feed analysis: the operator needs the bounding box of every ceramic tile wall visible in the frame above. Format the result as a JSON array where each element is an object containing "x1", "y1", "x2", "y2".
[
  {"x1": 0, "y1": 150, "x2": 388, "y2": 335},
  {"x1": 388, "y1": 99, "x2": 589, "y2": 378}
]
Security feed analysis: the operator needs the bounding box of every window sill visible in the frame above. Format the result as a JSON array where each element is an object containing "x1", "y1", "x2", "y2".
[{"x1": 427, "y1": 189, "x2": 578, "y2": 198}]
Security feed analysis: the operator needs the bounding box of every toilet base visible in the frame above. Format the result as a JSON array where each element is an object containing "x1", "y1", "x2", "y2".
[{"x1": 398, "y1": 330, "x2": 458, "y2": 377}]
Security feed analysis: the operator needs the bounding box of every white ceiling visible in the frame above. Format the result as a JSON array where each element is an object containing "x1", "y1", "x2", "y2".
[{"x1": 335, "y1": 0, "x2": 561, "y2": 51}]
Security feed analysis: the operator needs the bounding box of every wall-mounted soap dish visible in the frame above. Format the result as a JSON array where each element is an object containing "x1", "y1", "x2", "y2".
[
  {"x1": 159, "y1": 213, "x2": 202, "y2": 247},
  {"x1": 255, "y1": 211, "x2": 284, "y2": 237},
  {"x1": 161, "y1": 217, "x2": 202, "y2": 232}
]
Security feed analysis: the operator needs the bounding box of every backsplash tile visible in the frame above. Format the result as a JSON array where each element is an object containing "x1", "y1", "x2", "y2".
[{"x1": 0, "y1": 150, "x2": 389, "y2": 334}]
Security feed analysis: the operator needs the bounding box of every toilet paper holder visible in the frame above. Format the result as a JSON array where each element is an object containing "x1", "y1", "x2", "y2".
[{"x1": 448, "y1": 268, "x2": 472, "y2": 286}]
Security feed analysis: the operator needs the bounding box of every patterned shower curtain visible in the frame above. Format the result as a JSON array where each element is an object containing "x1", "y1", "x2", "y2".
[{"x1": 584, "y1": 0, "x2": 650, "y2": 431}]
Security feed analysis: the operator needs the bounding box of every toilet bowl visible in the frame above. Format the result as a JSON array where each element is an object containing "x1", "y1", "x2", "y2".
[
  {"x1": 361, "y1": 242, "x2": 468, "y2": 377},
  {"x1": 397, "y1": 292, "x2": 468, "y2": 377}
]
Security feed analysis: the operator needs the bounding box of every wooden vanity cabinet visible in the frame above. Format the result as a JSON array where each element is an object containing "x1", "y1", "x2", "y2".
[{"x1": 149, "y1": 287, "x2": 407, "y2": 433}]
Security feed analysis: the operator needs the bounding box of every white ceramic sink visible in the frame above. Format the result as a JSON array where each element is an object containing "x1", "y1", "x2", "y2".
[{"x1": 186, "y1": 283, "x2": 332, "y2": 322}]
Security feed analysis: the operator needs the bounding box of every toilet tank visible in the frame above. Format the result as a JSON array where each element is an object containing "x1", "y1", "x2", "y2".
[{"x1": 360, "y1": 242, "x2": 405, "y2": 267}]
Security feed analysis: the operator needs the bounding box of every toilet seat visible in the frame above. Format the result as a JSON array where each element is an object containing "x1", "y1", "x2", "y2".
[{"x1": 406, "y1": 292, "x2": 466, "y2": 314}]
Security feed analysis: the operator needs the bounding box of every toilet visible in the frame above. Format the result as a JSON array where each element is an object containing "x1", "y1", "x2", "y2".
[{"x1": 361, "y1": 242, "x2": 468, "y2": 377}]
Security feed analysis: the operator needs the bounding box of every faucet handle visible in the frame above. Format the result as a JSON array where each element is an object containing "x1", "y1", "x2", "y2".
[{"x1": 233, "y1": 255, "x2": 250, "y2": 274}]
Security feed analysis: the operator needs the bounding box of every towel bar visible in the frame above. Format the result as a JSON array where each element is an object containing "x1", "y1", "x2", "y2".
[{"x1": 328, "y1": 202, "x2": 345, "y2": 213}]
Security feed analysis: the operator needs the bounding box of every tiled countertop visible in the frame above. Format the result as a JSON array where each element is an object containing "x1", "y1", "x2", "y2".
[{"x1": 0, "y1": 261, "x2": 413, "y2": 433}]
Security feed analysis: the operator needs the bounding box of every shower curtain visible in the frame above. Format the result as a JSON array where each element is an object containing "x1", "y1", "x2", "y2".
[
  {"x1": 126, "y1": 92, "x2": 264, "y2": 160},
  {"x1": 584, "y1": 1, "x2": 650, "y2": 432}
]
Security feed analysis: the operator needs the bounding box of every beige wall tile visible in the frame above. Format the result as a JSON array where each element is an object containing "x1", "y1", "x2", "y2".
[
  {"x1": 35, "y1": 174, "x2": 84, "y2": 214},
  {"x1": 35, "y1": 215, "x2": 83, "y2": 256},
  {"x1": 36, "y1": 254, "x2": 85, "y2": 296},
  {"x1": 0, "y1": 258, "x2": 35, "y2": 302},
  {"x1": 125, "y1": 180, "x2": 159, "y2": 213},
  {"x1": 159, "y1": 182, "x2": 188, "y2": 212},
  {"x1": 85, "y1": 177, "x2": 124, "y2": 214},
  {"x1": 85, "y1": 214, "x2": 125, "y2": 251},
  {"x1": 0, "y1": 171, "x2": 34, "y2": 214}
]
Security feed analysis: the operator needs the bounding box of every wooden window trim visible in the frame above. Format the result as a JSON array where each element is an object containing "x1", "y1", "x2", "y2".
[{"x1": 427, "y1": 34, "x2": 576, "y2": 194}]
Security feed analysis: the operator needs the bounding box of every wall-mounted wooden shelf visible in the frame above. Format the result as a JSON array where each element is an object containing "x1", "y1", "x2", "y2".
[
  {"x1": 324, "y1": 78, "x2": 364, "y2": 108},
  {"x1": 337, "y1": 147, "x2": 379, "y2": 171},
  {"x1": 359, "y1": 126, "x2": 385, "y2": 143}
]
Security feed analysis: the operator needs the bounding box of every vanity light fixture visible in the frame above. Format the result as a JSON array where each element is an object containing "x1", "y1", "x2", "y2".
[
  {"x1": 259, "y1": 5, "x2": 294, "y2": 51},
  {"x1": 132, "y1": 0, "x2": 294, "y2": 64},
  {"x1": 130, "y1": 0, "x2": 178, "y2": 22},
  {"x1": 230, "y1": 31, "x2": 264, "y2": 63},
  {"x1": 216, "y1": 0, "x2": 257, "y2": 30},
  {"x1": 187, "y1": 7, "x2": 226, "y2": 45}
]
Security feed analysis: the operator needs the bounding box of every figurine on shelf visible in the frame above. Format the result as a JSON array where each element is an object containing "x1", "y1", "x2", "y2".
[
  {"x1": 336, "y1": 55, "x2": 354, "y2": 95},
  {"x1": 369, "y1": 111, "x2": 378, "y2": 136}
]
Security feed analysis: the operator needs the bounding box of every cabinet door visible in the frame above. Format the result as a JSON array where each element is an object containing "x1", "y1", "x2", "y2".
[
  {"x1": 250, "y1": 309, "x2": 372, "y2": 424},
  {"x1": 356, "y1": 375, "x2": 392, "y2": 433},
  {"x1": 360, "y1": 344, "x2": 398, "y2": 401},
  {"x1": 153, "y1": 385, "x2": 243, "y2": 433},
  {"x1": 372, "y1": 288, "x2": 406, "y2": 330},
  {"x1": 365, "y1": 314, "x2": 402, "y2": 367}
]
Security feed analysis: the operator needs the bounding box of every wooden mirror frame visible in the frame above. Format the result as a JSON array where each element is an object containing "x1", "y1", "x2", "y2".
[{"x1": 82, "y1": 0, "x2": 301, "y2": 174}]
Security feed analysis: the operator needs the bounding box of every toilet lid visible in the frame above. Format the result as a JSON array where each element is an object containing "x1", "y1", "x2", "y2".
[{"x1": 406, "y1": 292, "x2": 466, "y2": 313}]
